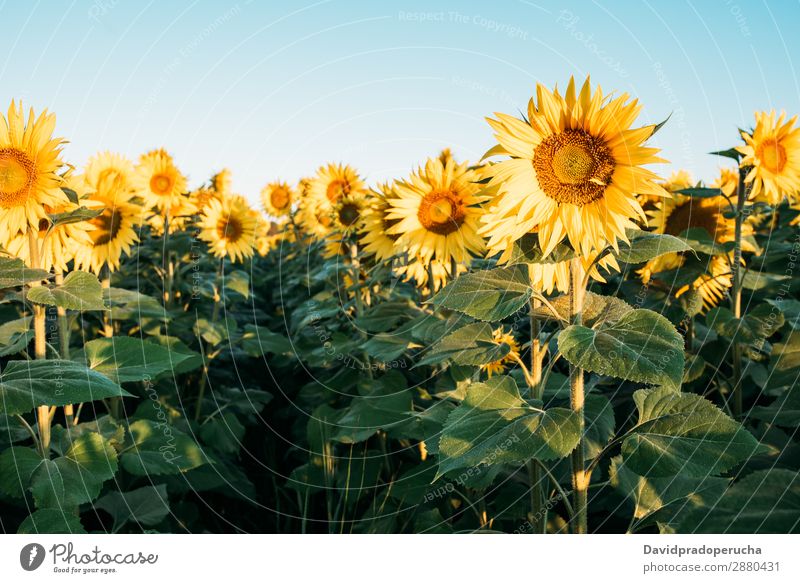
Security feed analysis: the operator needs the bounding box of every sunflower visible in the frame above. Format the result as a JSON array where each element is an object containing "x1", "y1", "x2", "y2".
[
  {"x1": 198, "y1": 196, "x2": 257, "y2": 263},
  {"x1": 736, "y1": 110, "x2": 800, "y2": 204},
  {"x1": 394, "y1": 254, "x2": 465, "y2": 294},
  {"x1": 713, "y1": 167, "x2": 739, "y2": 199},
  {"x1": 0, "y1": 101, "x2": 67, "y2": 244},
  {"x1": 481, "y1": 328, "x2": 520, "y2": 377},
  {"x1": 211, "y1": 168, "x2": 233, "y2": 195},
  {"x1": 148, "y1": 194, "x2": 197, "y2": 236},
  {"x1": 387, "y1": 156, "x2": 486, "y2": 268},
  {"x1": 639, "y1": 189, "x2": 752, "y2": 311},
  {"x1": 189, "y1": 187, "x2": 222, "y2": 213},
  {"x1": 255, "y1": 220, "x2": 286, "y2": 256},
  {"x1": 480, "y1": 76, "x2": 668, "y2": 263},
  {"x1": 297, "y1": 194, "x2": 334, "y2": 238},
  {"x1": 131, "y1": 149, "x2": 187, "y2": 212},
  {"x1": 75, "y1": 179, "x2": 142, "y2": 274},
  {"x1": 261, "y1": 181, "x2": 294, "y2": 217},
  {"x1": 308, "y1": 163, "x2": 365, "y2": 213},
  {"x1": 359, "y1": 182, "x2": 401, "y2": 262},
  {"x1": 84, "y1": 151, "x2": 134, "y2": 195}
]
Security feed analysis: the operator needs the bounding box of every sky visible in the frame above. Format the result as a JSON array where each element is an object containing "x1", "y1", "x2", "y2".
[{"x1": 2, "y1": 0, "x2": 799, "y2": 204}]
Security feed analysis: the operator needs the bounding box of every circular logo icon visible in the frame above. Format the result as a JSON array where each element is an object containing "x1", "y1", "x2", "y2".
[{"x1": 20, "y1": 543, "x2": 46, "y2": 571}]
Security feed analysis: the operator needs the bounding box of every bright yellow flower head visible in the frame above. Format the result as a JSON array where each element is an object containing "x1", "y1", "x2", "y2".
[
  {"x1": 480, "y1": 76, "x2": 668, "y2": 263},
  {"x1": 386, "y1": 156, "x2": 486, "y2": 268},
  {"x1": 189, "y1": 187, "x2": 222, "y2": 213},
  {"x1": 297, "y1": 193, "x2": 334, "y2": 238},
  {"x1": 0, "y1": 101, "x2": 67, "y2": 244},
  {"x1": 198, "y1": 196, "x2": 257, "y2": 263},
  {"x1": 261, "y1": 181, "x2": 294, "y2": 217},
  {"x1": 148, "y1": 194, "x2": 197, "y2": 236},
  {"x1": 84, "y1": 151, "x2": 134, "y2": 197},
  {"x1": 75, "y1": 178, "x2": 142, "y2": 274},
  {"x1": 131, "y1": 149, "x2": 187, "y2": 212},
  {"x1": 737, "y1": 110, "x2": 800, "y2": 204},
  {"x1": 308, "y1": 163, "x2": 365, "y2": 211},
  {"x1": 359, "y1": 182, "x2": 401, "y2": 262},
  {"x1": 211, "y1": 168, "x2": 233, "y2": 195}
]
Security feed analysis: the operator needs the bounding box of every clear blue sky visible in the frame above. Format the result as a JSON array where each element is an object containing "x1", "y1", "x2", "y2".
[{"x1": 2, "y1": 0, "x2": 799, "y2": 203}]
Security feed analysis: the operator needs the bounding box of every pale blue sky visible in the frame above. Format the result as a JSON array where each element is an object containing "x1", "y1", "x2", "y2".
[{"x1": 2, "y1": 0, "x2": 799, "y2": 203}]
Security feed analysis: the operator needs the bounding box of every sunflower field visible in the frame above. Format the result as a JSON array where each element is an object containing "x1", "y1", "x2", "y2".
[{"x1": 1, "y1": 76, "x2": 799, "y2": 535}]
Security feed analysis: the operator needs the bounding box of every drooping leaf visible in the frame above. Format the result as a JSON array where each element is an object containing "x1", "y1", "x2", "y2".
[
  {"x1": 95, "y1": 484, "x2": 170, "y2": 531},
  {"x1": 429, "y1": 265, "x2": 531, "y2": 322},
  {"x1": 677, "y1": 469, "x2": 800, "y2": 533},
  {"x1": 120, "y1": 419, "x2": 207, "y2": 476},
  {"x1": 0, "y1": 360, "x2": 132, "y2": 416},
  {"x1": 240, "y1": 324, "x2": 293, "y2": 357},
  {"x1": 615, "y1": 230, "x2": 693, "y2": 264},
  {"x1": 436, "y1": 375, "x2": 581, "y2": 477},
  {"x1": 558, "y1": 308, "x2": 684, "y2": 388},
  {"x1": 0, "y1": 257, "x2": 51, "y2": 289},
  {"x1": 706, "y1": 304, "x2": 784, "y2": 344},
  {"x1": 675, "y1": 187, "x2": 727, "y2": 199},
  {"x1": 506, "y1": 233, "x2": 575, "y2": 265},
  {"x1": 621, "y1": 387, "x2": 762, "y2": 478},
  {"x1": 27, "y1": 271, "x2": 107, "y2": 311},
  {"x1": 81, "y1": 336, "x2": 195, "y2": 383},
  {"x1": 48, "y1": 206, "x2": 103, "y2": 227},
  {"x1": 418, "y1": 321, "x2": 509, "y2": 367}
]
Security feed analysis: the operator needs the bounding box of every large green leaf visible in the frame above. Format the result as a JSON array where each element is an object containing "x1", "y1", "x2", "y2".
[
  {"x1": 610, "y1": 456, "x2": 728, "y2": 531},
  {"x1": 120, "y1": 419, "x2": 207, "y2": 476},
  {"x1": 751, "y1": 384, "x2": 800, "y2": 427},
  {"x1": 436, "y1": 375, "x2": 581, "y2": 477},
  {"x1": 0, "y1": 316, "x2": 32, "y2": 357},
  {"x1": 334, "y1": 372, "x2": 413, "y2": 443},
  {"x1": 0, "y1": 257, "x2": 51, "y2": 289},
  {"x1": 430, "y1": 265, "x2": 531, "y2": 322},
  {"x1": 533, "y1": 291, "x2": 633, "y2": 326},
  {"x1": 81, "y1": 336, "x2": 195, "y2": 383},
  {"x1": 95, "y1": 485, "x2": 170, "y2": 531},
  {"x1": 418, "y1": 321, "x2": 510, "y2": 367},
  {"x1": 27, "y1": 271, "x2": 107, "y2": 311},
  {"x1": 0, "y1": 360, "x2": 133, "y2": 415},
  {"x1": 0, "y1": 445, "x2": 43, "y2": 498},
  {"x1": 506, "y1": 233, "x2": 575, "y2": 265},
  {"x1": 558, "y1": 308, "x2": 684, "y2": 388},
  {"x1": 706, "y1": 304, "x2": 784, "y2": 344},
  {"x1": 240, "y1": 324, "x2": 293, "y2": 357},
  {"x1": 18, "y1": 508, "x2": 86, "y2": 534},
  {"x1": 763, "y1": 331, "x2": 800, "y2": 392},
  {"x1": 584, "y1": 394, "x2": 615, "y2": 459},
  {"x1": 615, "y1": 230, "x2": 693, "y2": 264},
  {"x1": 621, "y1": 387, "x2": 762, "y2": 478},
  {"x1": 677, "y1": 469, "x2": 800, "y2": 533}
]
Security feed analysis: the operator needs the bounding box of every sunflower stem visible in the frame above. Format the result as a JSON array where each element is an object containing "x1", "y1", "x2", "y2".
[
  {"x1": 568, "y1": 257, "x2": 587, "y2": 534},
  {"x1": 195, "y1": 260, "x2": 224, "y2": 422},
  {"x1": 27, "y1": 230, "x2": 50, "y2": 457},
  {"x1": 526, "y1": 293, "x2": 547, "y2": 534},
  {"x1": 55, "y1": 270, "x2": 75, "y2": 426},
  {"x1": 730, "y1": 166, "x2": 750, "y2": 418},
  {"x1": 349, "y1": 241, "x2": 372, "y2": 379}
]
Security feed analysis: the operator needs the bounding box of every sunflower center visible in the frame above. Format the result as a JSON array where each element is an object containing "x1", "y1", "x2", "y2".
[
  {"x1": 757, "y1": 138, "x2": 787, "y2": 174},
  {"x1": 0, "y1": 148, "x2": 36, "y2": 207},
  {"x1": 90, "y1": 208, "x2": 122, "y2": 245},
  {"x1": 418, "y1": 190, "x2": 465, "y2": 235},
  {"x1": 533, "y1": 129, "x2": 615, "y2": 206},
  {"x1": 338, "y1": 202, "x2": 361, "y2": 227},
  {"x1": 217, "y1": 215, "x2": 243, "y2": 242},
  {"x1": 326, "y1": 179, "x2": 351, "y2": 203},
  {"x1": 150, "y1": 174, "x2": 174, "y2": 196},
  {"x1": 270, "y1": 187, "x2": 290, "y2": 210},
  {"x1": 665, "y1": 199, "x2": 724, "y2": 242}
]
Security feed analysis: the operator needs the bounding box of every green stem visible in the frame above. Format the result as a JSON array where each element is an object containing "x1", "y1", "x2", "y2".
[
  {"x1": 568, "y1": 258, "x2": 587, "y2": 534},
  {"x1": 54, "y1": 271, "x2": 75, "y2": 426},
  {"x1": 194, "y1": 260, "x2": 224, "y2": 422},
  {"x1": 526, "y1": 292, "x2": 546, "y2": 533},
  {"x1": 730, "y1": 167, "x2": 749, "y2": 418},
  {"x1": 28, "y1": 230, "x2": 50, "y2": 457}
]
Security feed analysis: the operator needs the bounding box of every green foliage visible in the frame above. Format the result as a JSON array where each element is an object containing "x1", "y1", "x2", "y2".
[
  {"x1": 27, "y1": 271, "x2": 107, "y2": 311},
  {"x1": 430, "y1": 265, "x2": 531, "y2": 321}
]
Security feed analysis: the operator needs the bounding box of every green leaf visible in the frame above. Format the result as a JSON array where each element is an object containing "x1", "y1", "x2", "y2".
[
  {"x1": 334, "y1": 375, "x2": 413, "y2": 444},
  {"x1": 95, "y1": 485, "x2": 170, "y2": 531},
  {"x1": 677, "y1": 469, "x2": 800, "y2": 533},
  {"x1": 0, "y1": 446, "x2": 43, "y2": 498},
  {"x1": 584, "y1": 394, "x2": 615, "y2": 459},
  {"x1": 430, "y1": 265, "x2": 531, "y2": 322},
  {"x1": 615, "y1": 230, "x2": 693, "y2": 264},
  {"x1": 675, "y1": 187, "x2": 726, "y2": 199},
  {"x1": 0, "y1": 360, "x2": 133, "y2": 416},
  {"x1": 27, "y1": 271, "x2": 107, "y2": 311},
  {"x1": 436, "y1": 375, "x2": 581, "y2": 477},
  {"x1": 706, "y1": 304, "x2": 784, "y2": 344},
  {"x1": 240, "y1": 324, "x2": 293, "y2": 357},
  {"x1": 418, "y1": 321, "x2": 509, "y2": 367},
  {"x1": 751, "y1": 384, "x2": 800, "y2": 427},
  {"x1": 558, "y1": 308, "x2": 684, "y2": 388},
  {"x1": 533, "y1": 291, "x2": 633, "y2": 326},
  {"x1": 610, "y1": 456, "x2": 728, "y2": 531},
  {"x1": 18, "y1": 508, "x2": 86, "y2": 534},
  {"x1": 199, "y1": 413, "x2": 246, "y2": 454},
  {"x1": 0, "y1": 257, "x2": 51, "y2": 289},
  {"x1": 223, "y1": 270, "x2": 250, "y2": 299},
  {"x1": 0, "y1": 316, "x2": 33, "y2": 357},
  {"x1": 678, "y1": 227, "x2": 723, "y2": 255},
  {"x1": 709, "y1": 148, "x2": 742, "y2": 161},
  {"x1": 621, "y1": 387, "x2": 762, "y2": 478},
  {"x1": 121, "y1": 419, "x2": 207, "y2": 476},
  {"x1": 81, "y1": 336, "x2": 195, "y2": 383},
  {"x1": 48, "y1": 206, "x2": 103, "y2": 227},
  {"x1": 61, "y1": 186, "x2": 80, "y2": 204},
  {"x1": 505, "y1": 233, "x2": 575, "y2": 265}
]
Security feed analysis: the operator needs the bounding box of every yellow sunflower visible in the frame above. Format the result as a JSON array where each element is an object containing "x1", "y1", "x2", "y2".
[
  {"x1": 386, "y1": 156, "x2": 486, "y2": 267},
  {"x1": 308, "y1": 163, "x2": 365, "y2": 213},
  {"x1": 359, "y1": 182, "x2": 401, "y2": 262},
  {"x1": 482, "y1": 328, "x2": 520, "y2": 377},
  {"x1": 297, "y1": 194, "x2": 334, "y2": 238},
  {"x1": 261, "y1": 181, "x2": 294, "y2": 217},
  {"x1": 480, "y1": 76, "x2": 668, "y2": 263},
  {"x1": 131, "y1": 149, "x2": 187, "y2": 212},
  {"x1": 528, "y1": 252, "x2": 619, "y2": 295},
  {"x1": 148, "y1": 194, "x2": 197, "y2": 236},
  {"x1": 0, "y1": 101, "x2": 67, "y2": 244},
  {"x1": 394, "y1": 254, "x2": 466, "y2": 294},
  {"x1": 211, "y1": 168, "x2": 233, "y2": 195},
  {"x1": 736, "y1": 110, "x2": 800, "y2": 204},
  {"x1": 640, "y1": 189, "x2": 752, "y2": 311},
  {"x1": 75, "y1": 179, "x2": 142, "y2": 274},
  {"x1": 84, "y1": 151, "x2": 134, "y2": 195},
  {"x1": 189, "y1": 187, "x2": 222, "y2": 213},
  {"x1": 255, "y1": 220, "x2": 287, "y2": 256},
  {"x1": 198, "y1": 196, "x2": 257, "y2": 263}
]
